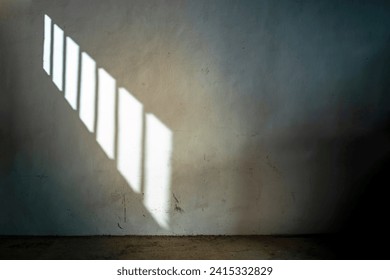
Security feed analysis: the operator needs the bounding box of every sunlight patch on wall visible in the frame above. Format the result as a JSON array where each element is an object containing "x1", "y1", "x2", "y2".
[
  {"x1": 117, "y1": 88, "x2": 143, "y2": 193},
  {"x1": 64, "y1": 37, "x2": 79, "y2": 110},
  {"x1": 144, "y1": 114, "x2": 173, "y2": 230},
  {"x1": 43, "y1": 14, "x2": 51, "y2": 75},
  {"x1": 52, "y1": 24, "x2": 64, "y2": 91},
  {"x1": 96, "y1": 68, "x2": 116, "y2": 159},
  {"x1": 79, "y1": 52, "x2": 96, "y2": 133}
]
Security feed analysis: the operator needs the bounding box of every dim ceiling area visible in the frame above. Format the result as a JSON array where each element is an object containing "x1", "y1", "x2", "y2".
[{"x1": 0, "y1": 0, "x2": 390, "y2": 259}]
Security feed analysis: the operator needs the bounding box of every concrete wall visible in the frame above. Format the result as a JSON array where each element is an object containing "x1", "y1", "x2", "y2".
[{"x1": 0, "y1": 0, "x2": 389, "y2": 235}]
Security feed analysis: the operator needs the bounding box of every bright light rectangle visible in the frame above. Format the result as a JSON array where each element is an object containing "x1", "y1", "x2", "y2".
[
  {"x1": 64, "y1": 37, "x2": 79, "y2": 110},
  {"x1": 96, "y1": 68, "x2": 116, "y2": 159},
  {"x1": 43, "y1": 15, "x2": 52, "y2": 75},
  {"x1": 52, "y1": 24, "x2": 64, "y2": 91},
  {"x1": 117, "y1": 88, "x2": 143, "y2": 193},
  {"x1": 144, "y1": 114, "x2": 173, "y2": 229},
  {"x1": 79, "y1": 52, "x2": 96, "y2": 132}
]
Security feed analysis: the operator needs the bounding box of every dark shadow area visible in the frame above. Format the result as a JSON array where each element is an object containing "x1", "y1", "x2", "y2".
[
  {"x1": 231, "y1": 0, "x2": 390, "y2": 246},
  {"x1": 326, "y1": 120, "x2": 390, "y2": 259},
  {"x1": 287, "y1": 37, "x2": 390, "y2": 259},
  {"x1": 0, "y1": 13, "x2": 16, "y2": 231}
]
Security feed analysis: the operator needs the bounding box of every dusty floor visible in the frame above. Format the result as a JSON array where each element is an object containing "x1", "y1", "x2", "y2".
[{"x1": 0, "y1": 236, "x2": 341, "y2": 259}]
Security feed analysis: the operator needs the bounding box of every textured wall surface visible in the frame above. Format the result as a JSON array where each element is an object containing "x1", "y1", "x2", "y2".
[{"x1": 0, "y1": 0, "x2": 389, "y2": 235}]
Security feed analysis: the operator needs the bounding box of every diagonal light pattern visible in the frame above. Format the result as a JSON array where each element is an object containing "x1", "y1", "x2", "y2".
[{"x1": 42, "y1": 14, "x2": 173, "y2": 230}]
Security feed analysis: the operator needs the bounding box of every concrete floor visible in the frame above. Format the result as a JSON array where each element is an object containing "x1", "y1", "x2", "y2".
[{"x1": 0, "y1": 236, "x2": 337, "y2": 259}]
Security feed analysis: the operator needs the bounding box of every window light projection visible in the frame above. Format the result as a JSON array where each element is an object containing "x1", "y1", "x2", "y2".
[
  {"x1": 96, "y1": 68, "x2": 116, "y2": 159},
  {"x1": 43, "y1": 15, "x2": 51, "y2": 75},
  {"x1": 64, "y1": 37, "x2": 80, "y2": 110},
  {"x1": 79, "y1": 52, "x2": 96, "y2": 133},
  {"x1": 42, "y1": 14, "x2": 174, "y2": 230},
  {"x1": 52, "y1": 24, "x2": 64, "y2": 91},
  {"x1": 144, "y1": 114, "x2": 173, "y2": 230},
  {"x1": 117, "y1": 88, "x2": 143, "y2": 193}
]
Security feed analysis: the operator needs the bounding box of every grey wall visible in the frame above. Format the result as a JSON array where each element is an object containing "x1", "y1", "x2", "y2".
[{"x1": 1, "y1": 0, "x2": 389, "y2": 235}]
